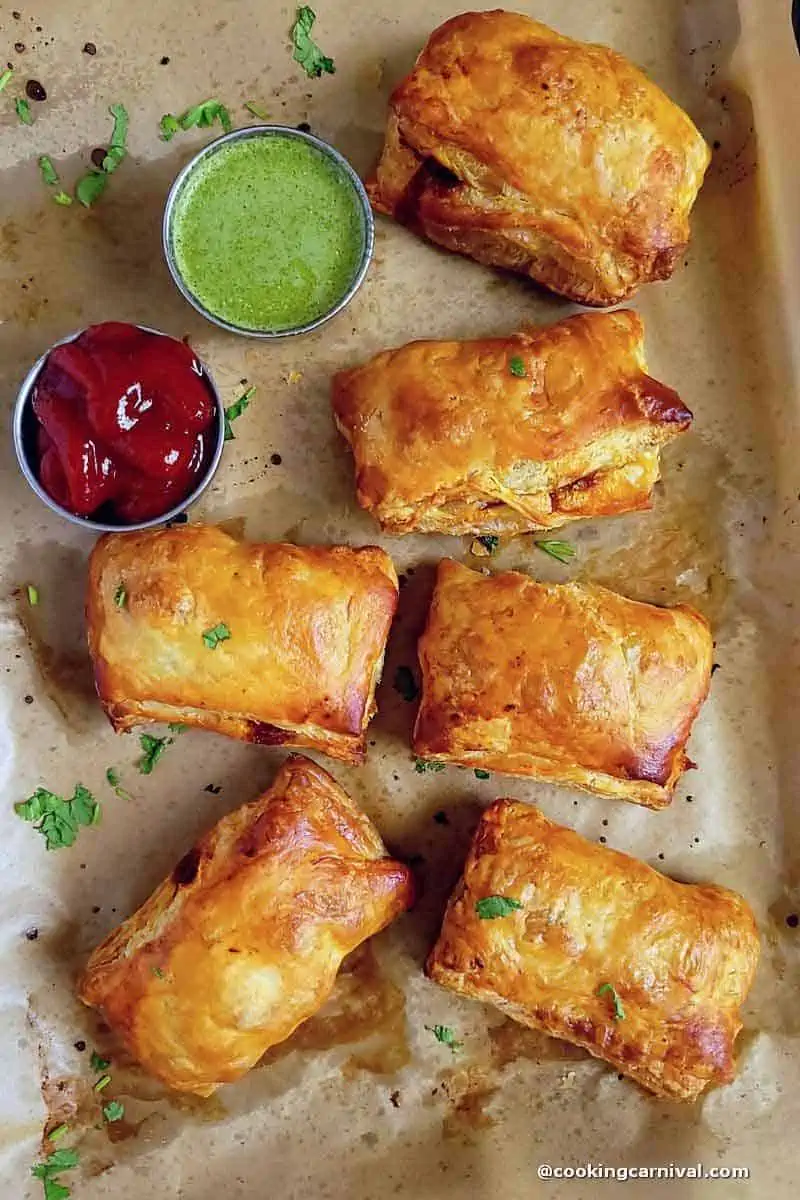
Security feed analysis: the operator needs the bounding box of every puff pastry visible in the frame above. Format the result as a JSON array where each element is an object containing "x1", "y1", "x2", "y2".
[
  {"x1": 87, "y1": 525, "x2": 398, "y2": 765},
  {"x1": 414, "y1": 560, "x2": 712, "y2": 808},
  {"x1": 427, "y1": 800, "x2": 759, "y2": 1101},
  {"x1": 332, "y1": 310, "x2": 691, "y2": 535},
  {"x1": 368, "y1": 10, "x2": 711, "y2": 306},
  {"x1": 79, "y1": 755, "x2": 414, "y2": 1095}
]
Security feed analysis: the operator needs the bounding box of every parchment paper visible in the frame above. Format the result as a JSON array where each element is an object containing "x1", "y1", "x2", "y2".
[{"x1": 2, "y1": 1, "x2": 799, "y2": 1196}]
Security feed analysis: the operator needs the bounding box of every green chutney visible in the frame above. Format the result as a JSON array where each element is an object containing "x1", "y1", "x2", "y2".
[{"x1": 171, "y1": 133, "x2": 367, "y2": 332}]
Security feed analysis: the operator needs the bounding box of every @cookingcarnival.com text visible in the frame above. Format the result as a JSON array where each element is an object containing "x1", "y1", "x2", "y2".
[{"x1": 537, "y1": 1163, "x2": 750, "y2": 1182}]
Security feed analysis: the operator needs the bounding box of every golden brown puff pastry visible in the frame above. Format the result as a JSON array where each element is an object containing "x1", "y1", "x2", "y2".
[
  {"x1": 413, "y1": 560, "x2": 712, "y2": 808},
  {"x1": 79, "y1": 754, "x2": 414, "y2": 1095},
  {"x1": 332, "y1": 310, "x2": 691, "y2": 536},
  {"x1": 368, "y1": 10, "x2": 711, "y2": 306},
  {"x1": 87, "y1": 525, "x2": 398, "y2": 765},
  {"x1": 427, "y1": 800, "x2": 759, "y2": 1102}
]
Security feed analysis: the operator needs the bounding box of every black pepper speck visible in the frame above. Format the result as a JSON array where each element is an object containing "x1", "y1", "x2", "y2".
[
  {"x1": 24, "y1": 694, "x2": 33, "y2": 704},
  {"x1": 14, "y1": 42, "x2": 25, "y2": 53},
  {"x1": 91, "y1": 147, "x2": 106, "y2": 168},
  {"x1": 25, "y1": 928, "x2": 39, "y2": 941},
  {"x1": 83, "y1": 41, "x2": 97, "y2": 55},
  {"x1": 787, "y1": 913, "x2": 799, "y2": 928},
  {"x1": 270, "y1": 452, "x2": 282, "y2": 465},
  {"x1": 26, "y1": 79, "x2": 46, "y2": 101},
  {"x1": 74, "y1": 1040, "x2": 86, "y2": 1052},
  {"x1": 160, "y1": 55, "x2": 170, "y2": 65}
]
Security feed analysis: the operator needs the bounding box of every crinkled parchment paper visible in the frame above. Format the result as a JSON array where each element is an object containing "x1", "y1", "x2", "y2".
[{"x1": 1, "y1": 1, "x2": 799, "y2": 1196}]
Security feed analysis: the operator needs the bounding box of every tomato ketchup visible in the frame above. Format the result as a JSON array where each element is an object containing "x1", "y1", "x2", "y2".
[{"x1": 30, "y1": 323, "x2": 217, "y2": 522}]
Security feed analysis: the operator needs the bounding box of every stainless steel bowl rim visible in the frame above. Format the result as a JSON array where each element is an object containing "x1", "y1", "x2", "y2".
[
  {"x1": 161, "y1": 124, "x2": 375, "y2": 339},
  {"x1": 11, "y1": 323, "x2": 226, "y2": 533}
]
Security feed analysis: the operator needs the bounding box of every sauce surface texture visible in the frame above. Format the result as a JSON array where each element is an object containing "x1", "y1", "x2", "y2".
[{"x1": 171, "y1": 134, "x2": 366, "y2": 332}]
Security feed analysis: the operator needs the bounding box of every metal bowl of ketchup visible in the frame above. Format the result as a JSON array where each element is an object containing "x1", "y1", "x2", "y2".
[{"x1": 12, "y1": 322, "x2": 225, "y2": 532}]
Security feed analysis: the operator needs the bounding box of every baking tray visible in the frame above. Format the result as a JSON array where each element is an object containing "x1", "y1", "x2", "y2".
[{"x1": 1, "y1": 1, "x2": 799, "y2": 1196}]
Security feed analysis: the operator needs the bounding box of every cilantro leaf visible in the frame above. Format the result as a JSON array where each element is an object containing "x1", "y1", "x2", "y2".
[
  {"x1": 43, "y1": 1181, "x2": 71, "y2": 1200},
  {"x1": 475, "y1": 895, "x2": 523, "y2": 919},
  {"x1": 103, "y1": 1099, "x2": 125, "y2": 1122},
  {"x1": 113, "y1": 582, "x2": 127, "y2": 608},
  {"x1": 103, "y1": 103, "x2": 128, "y2": 170},
  {"x1": 414, "y1": 758, "x2": 446, "y2": 774},
  {"x1": 426, "y1": 1024, "x2": 462, "y2": 1051},
  {"x1": 70, "y1": 784, "x2": 100, "y2": 827},
  {"x1": 244, "y1": 101, "x2": 269, "y2": 120},
  {"x1": 106, "y1": 768, "x2": 133, "y2": 802},
  {"x1": 75, "y1": 171, "x2": 108, "y2": 207},
  {"x1": 509, "y1": 355, "x2": 526, "y2": 378},
  {"x1": 474, "y1": 768, "x2": 491, "y2": 780},
  {"x1": 535, "y1": 539, "x2": 575, "y2": 565},
  {"x1": 597, "y1": 982, "x2": 625, "y2": 1021},
  {"x1": 15, "y1": 785, "x2": 99, "y2": 850},
  {"x1": 223, "y1": 385, "x2": 256, "y2": 440},
  {"x1": 178, "y1": 98, "x2": 232, "y2": 134},
  {"x1": 393, "y1": 665, "x2": 419, "y2": 703},
  {"x1": 27, "y1": 584, "x2": 39, "y2": 605},
  {"x1": 38, "y1": 155, "x2": 59, "y2": 186},
  {"x1": 15, "y1": 97, "x2": 33, "y2": 125},
  {"x1": 137, "y1": 733, "x2": 172, "y2": 775},
  {"x1": 36, "y1": 1149, "x2": 79, "y2": 1174},
  {"x1": 31, "y1": 1145, "x2": 79, "y2": 1200},
  {"x1": 89, "y1": 1051, "x2": 110, "y2": 1072},
  {"x1": 94, "y1": 1073, "x2": 111, "y2": 1092},
  {"x1": 202, "y1": 622, "x2": 231, "y2": 650},
  {"x1": 168, "y1": 722, "x2": 188, "y2": 734},
  {"x1": 53, "y1": 191, "x2": 73, "y2": 206},
  {"x1": 159, "y1": 113, "x2": 180, "y2": 141},
  {"x1": 48, "y1": 1124, "x2": 69, "y2": 1142},
  {"x1": 291, "y1": 6, "x2": 335, "y2": 79},
  {"x1": 0, "y1": 67, "x2": 13, "y2": 93}
]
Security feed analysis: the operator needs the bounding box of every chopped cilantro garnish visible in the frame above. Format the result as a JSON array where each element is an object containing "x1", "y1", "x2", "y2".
[
  {"x1": 223, "y1": 385, "x2": 256, "y2": 440},
  {"x1": 475, "y1": 895, "x2": 523, "y2": 919},
  {"x1": 597, "y1": 982, "x2": 625, "y2": 1021},
  {"x1": 113, "y1": 582, "x2": 126, "y2": 608},
  {"x1": 48, "y1": 1124, "x2": 69, "y2": 1142},
  {"x1": 159, "y1": 112, "x2": 180, "y2": 141},
  {"x1": 102, "y1": 102, "x2": 128, "y2": 173},
  {"x1": 102, "y1": 1100, "x2": 124, "y2": 1123},
  {"x1": 168, "y1": 722, "x2": 188, "y2": 734},
  {"x1": 535, "y1": 539, "x2": 575, "y2": 564},
  {"x1": 94, "y1": 1074, "x2": 111, "y2": 1092},
  {"x1": 38, "y1": 155, "x2": 59, "y2": 186},
  {"x1": 152, "y1": 966, "x2": 165, "y2": 979},
  {"x1": 509, "y1": 355, "x2": 526, "y2": 378},
  {"x1": 414, "y1": 758, "x2": 446, "y2": 774},
  {"x1": 15, "y1": 97, "x2": 33, "y2": 125},
  {"x1": 31, "y1": 1146, "x2": 79, "y2": 1200},
  {"x1": 89, "y1": 1051, "x2": 110, "y2": 1072},
  {"x1": 137, "y1": 733, "x2": 172, "y2": 775},
  {"x1": 53, "y1": 191, "x2": 73, "y2": 206},
  {"x1": 27, "y1": 584, "x2": 39, "y2": 606},
  {"x1": 178, "y1": 98, "x2": 232, "y2": 134},
  {"x1": 75, "y1": 170, "x2": 108, "y2": 208},
  {"x1": 426, "y1": 1024, "x2": 462, "y2": 1051},
  {"x1": 291, "y1": 6, "x2": 335, "y2": 79},
  {"x1": 0, "y1": 67, "x2": 13, "y2": 93},
  {"x1": 393, "y1": 665, "x2": 419, "y2": 703},
  {"x1": 244, "y1": 100, "x2": 269, "y2": 120},
  {"x1": 202, "y1": 622, "x2": 231, "y2": 650},
  {"x1": 473, "y1": 768, "x2": 490, "y2": 780},
  {"x1": 106, "y1": 767, "x2": 133, "y2": 802},
  {"x1": 15, "y1": 784, "x2": 100, "y2": 850}
]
